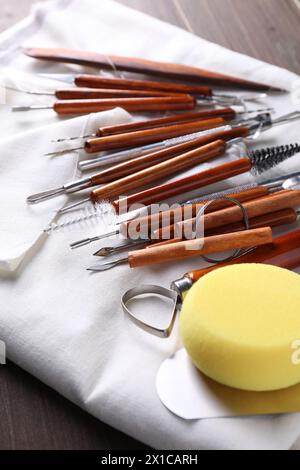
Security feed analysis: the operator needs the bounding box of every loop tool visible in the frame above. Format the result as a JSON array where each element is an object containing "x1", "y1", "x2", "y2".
[{"x1": 121, "y1": 229, "x2": 300, "y2": 337}]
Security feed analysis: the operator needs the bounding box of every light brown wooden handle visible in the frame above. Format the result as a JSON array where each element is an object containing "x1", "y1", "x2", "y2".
[
  {"x1": 85, "y1": 118, "x2": 225, "y2": 153},
  {"x1": 206, "y1": 207, "x2": 298, "y2": 236},
  {"x1": 148, "y1": 207, "x2": 297, "y2": 246},
  {"x1": 187, "y1": 229, "x2": 300, "y2": 283},
  {"x1": 97, "y1": 108, "x2": 236, "y2": 137},
  {"x1": 91, "y1": 126, "x2": 248, "y2": 185},
  {"x1": 106, "y1": 128, "x2": 249, "y2": 203},
  {"x1": 23, "y1": 48, "x2": 282, "y2": 91},
  {"x1": 55, "y1": 87, "x2": 182, "y2": 100},
  {"x1": 53, "y1": 96, "x2": 195, "y2": 115},
  {"x1": 125, "y1": 186, "x2": 270, "y2": 236},
  {"x1": 91, "y1": 140, "x2": 226, "y2": 202},
  {"x1": 114, "y1": 157, "x2": 252, "y2": 212},
  {"x1": 128, "y1": 227, "x2": 272, "y2": 268},
  {"x1": 175, "y1": 189, "x2": 300, "y2": 237}
]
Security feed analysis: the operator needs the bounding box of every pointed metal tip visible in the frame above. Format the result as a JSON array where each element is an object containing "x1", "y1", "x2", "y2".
[
  {"x1": 27, "y1": 187, "x2": 64, "y2": 204},
  {"x1": 70, "y1": 239, "x2": 91, "y2": 249},
  {"x1": 12, "y1": 105, "x2": 51, "y2": 112},
  {"x1": 11, "y1": 106, "x2": 32, "y2": 112},
  {"x1": 58, "y1": 198, "x2": 90, "y2": 214},
  {"x1": 45, "y1": 147, "x2": 83, "y2": 157},
  {"x1": 93, "y1": 249, "x2": 106, "y2": 257},
  {"x1": 87, "y1": 257, "x2": 127, "y2": 272}
]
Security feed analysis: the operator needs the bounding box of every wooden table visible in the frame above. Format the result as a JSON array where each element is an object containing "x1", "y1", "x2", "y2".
[{"x1": 0, "y1": 0, "x2": 299, "y2": 450}]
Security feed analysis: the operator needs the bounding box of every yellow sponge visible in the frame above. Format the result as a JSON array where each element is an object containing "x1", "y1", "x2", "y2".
[{"x1": 180, "y1": 264, "x2": 300, "y2": 391}]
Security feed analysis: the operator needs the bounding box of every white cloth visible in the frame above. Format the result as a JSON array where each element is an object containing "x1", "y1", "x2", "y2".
[{"x1": 0, "y1": 0, "x2": 300, "y2": 450}]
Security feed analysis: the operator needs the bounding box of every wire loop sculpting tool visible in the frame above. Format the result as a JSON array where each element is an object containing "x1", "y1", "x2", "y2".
[
  {"x1": 121, "y1": 229, "x2": 300, "y2": 337},
  {"x1": 69, "y1": 184, "x2": 300, "y2": 250}
]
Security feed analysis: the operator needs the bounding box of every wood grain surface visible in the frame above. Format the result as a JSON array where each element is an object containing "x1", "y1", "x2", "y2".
[{"x1": 0, "y1": 0, "x2": 299, "y2": 451}]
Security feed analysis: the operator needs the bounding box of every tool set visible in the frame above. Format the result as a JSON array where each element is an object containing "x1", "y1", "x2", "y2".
[
  {"x1": 69, "y1": 176, "x2": 300, "y2": 250},
  {"x1": 8, "y1": 47, "x2": 299, "y2": 285},
  {"x1": 51, "y1": 139, "x2": 300, "y2": 214},
  {"x1": 67, "y1": 111, "x2": 299, "y2": 168},
  {"x1": 51, "y1": 107, "x2": 271, "y2": 143},
  {"x1": 87, "y1": 190, "x2": 300, "y2": 270},
  {"x1": 87, "y1": 227, "x2": 272, "y2": 271}
]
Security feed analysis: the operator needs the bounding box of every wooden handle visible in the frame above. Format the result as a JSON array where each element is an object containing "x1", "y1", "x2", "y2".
[
  {"x1": 97, "y1": 108, "x2": 236, "y2": 137},
  {"x1": 55, "y1": 87, "x2": 182, "y2": 100},
  {"x1": 90, "y1": 127, "x2": 248, "y2": 185},
  {"x1": 23, "y1": 48, "x2": 282, "y2": 91},
  {"x1": 186, "y1": 229, "x2": 300, "y2": 283},
  {"x1": 175, "y1": 189, "x2": 300, "y2": 237},
  {"x1": 85, "y1": 118, "x2": 225, "y2": 153},
  {"x1": 53, "y1": 96, "x2": 195, "y2": 115},
  {"x1": 206, "y1": 207, "x2": 298, "y2": 236},
  {"x1": 90, "y1": 140, "x2": 226, "y2": 202},
  {"x1": 105, "y1": 128, "x2": 249, "y2": 201},
  {"x1": 271, "y1": 248, "x2": 300, "y2": 270},
  {"x1": 148, "y1": 208, "x2": 298, "y2": 248},
  {"x1": 128, "y1": 227, "x2": 272, "y2": 268},
  {"x1": 74, "y1": 75, "x2": 212, "y2": 95},
  {"x1": 113, "y1": 158, "x2": 252, "y2": 212},
  {"x1": 119, "y1": 186, "x2": 270, "y2": 237}
]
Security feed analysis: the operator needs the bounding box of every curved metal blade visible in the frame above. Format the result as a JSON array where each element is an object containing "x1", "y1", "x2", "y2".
[{"x1": 87, "y1": 256, "x2": 128, "y2": 272}]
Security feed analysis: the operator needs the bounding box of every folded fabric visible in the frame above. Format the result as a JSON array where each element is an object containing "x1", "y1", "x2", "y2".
[{"x1": 0, "y1": 0, "x2": 300, "y2": 450}]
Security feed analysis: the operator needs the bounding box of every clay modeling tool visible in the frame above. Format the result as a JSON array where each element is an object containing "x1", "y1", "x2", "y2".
[
  {"x1": 77, "y1": 125, "x2": 235, "y2": 171},
  {"x1": 78, "y1": 111, "x2": 300, "y2": 170},
  {"x1": 44, "y1": 180, "x2": 265, "y2": 236},
  {"x1": 38, "y1": 129, "x2": 246, "y2": 204},
  {"x1": 6, "y1": 86, "x2": 187, "y2": 99},
  {"x1": 52, "y1": 136, "x2": 298, "y2": 214},
  {"x1": 29, "y1": 127, "x2": 272, "y2": 205},
  {"x1": 46, "y1": 116, "x2": 227, "y2": 157},
  {"x1": 70, "y1": 186, "x2": 300, "y2": 251},
  {"x1": 41, "y1": 74, "x2": 269, "y2": 104},
  {"x1": 87, "y1": 227, "x2": 272, "y2": 271},
  {"x1": 110, "y1": 142, "x2": 300, "y2": 214},
  {"x1": 23, "y1": 47, "x2": 286, "y2": 91},
  {"x1": 43, "y1": 171, "x2": 299, "y2": 245},
  {"x1": 157, "y1": 189, "x2": 300, "y2": 240},
  {"x1": 11, "y1": 94, "x2": 196, "y2": 114},
  {"x1": 44, "y1": 112, "x2": 268, "y2": 158},
  {"x1": 121, "y1": 229, "x2": 300, "y2": 337},
  {"x1": 91, "y1": 191, "x2": 300, "y2": 265},
  {"x1": 8, "y1": 77, "x2": 269, "y2": 108},
  {"x1": 52, "y1": 107, "x2": 271, "y2": 143},
  {"x1": 93, "y1": 208, "x2": 300, "y2": 257}
]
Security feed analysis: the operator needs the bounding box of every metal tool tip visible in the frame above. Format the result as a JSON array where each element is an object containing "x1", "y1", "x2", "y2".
[
  {"x1": 11, "y1": 106, "x2": 31, "y2": 112},
  {"x1": 45, "y1": 147, "x2": 83, "y2": 157},
  {"x1": 70, "y1": 240, "x2": 90, "y2": 249},
  {"x1": 58, "y1": 198, "x2": 90, "y2": 214}
]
